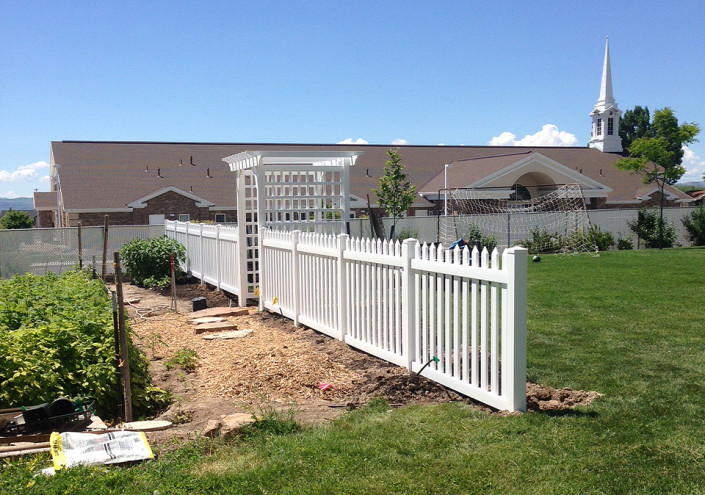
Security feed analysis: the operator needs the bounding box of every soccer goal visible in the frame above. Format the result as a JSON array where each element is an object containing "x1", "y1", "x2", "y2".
[{"x1": 438, "y1": 183, "x2": 598, "y2": 254}]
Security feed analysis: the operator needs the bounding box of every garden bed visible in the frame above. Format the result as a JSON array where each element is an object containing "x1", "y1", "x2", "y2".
[{"x1": 122, "y1": 281, "x2": 600, "y2": 445}]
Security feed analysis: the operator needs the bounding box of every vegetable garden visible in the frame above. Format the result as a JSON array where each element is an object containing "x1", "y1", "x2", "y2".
[{"x1": 0, "y1": 270, "x2": 170, "y2": 418}]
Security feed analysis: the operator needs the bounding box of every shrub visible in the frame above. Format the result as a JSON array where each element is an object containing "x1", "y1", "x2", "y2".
[
  {"x1": 682, "y1": 205, "x2": 705, "y2": 246},
  {"x1": 617, "y1": 237, "x2": 634, "y2": 250},
  {"x1": 466, "y1": 224, "x2": 498, "y2": 252},
  {"x1": 520, "y1": 228, "x2": 564, "y2": 255},
  {"x1": 588, "y1": 226, "x2": 615, "y2": 252},
  {"x1": 0, "y1": 270, "x2": 169, "y2": 417},
  {"x1": 628, "y1": 208, "x2": 677, "y2": 248},
  {"x1": 393, "y1": 228, "x2": 419, "y2": 242},
  {"x1": 119, "y1": 236, "x2": 186, "y2": 288}
]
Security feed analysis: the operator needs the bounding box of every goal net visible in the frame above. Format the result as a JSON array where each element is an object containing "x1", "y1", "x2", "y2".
[{"x1": 438, "y1": 183, "x2": 598, "y2": 254}]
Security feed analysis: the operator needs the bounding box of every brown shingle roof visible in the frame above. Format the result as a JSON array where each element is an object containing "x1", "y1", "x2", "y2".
[
  {"x1": 33, "y1": 191, "x2": 57, "y2": 210},
  {"x1": 50, "y1": 141, "x2": 693, "y2": 210}
]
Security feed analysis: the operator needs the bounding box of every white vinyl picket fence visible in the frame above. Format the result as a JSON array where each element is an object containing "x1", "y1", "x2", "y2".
[
  {"x1": 260, "y1": 228, "x2": 528, "y2": 411},
  {"x1": 165, "y1": 221, "x2": 247, "y2": 304}
]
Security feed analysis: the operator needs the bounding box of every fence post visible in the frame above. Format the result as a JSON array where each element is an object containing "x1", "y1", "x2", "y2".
[
  {"x1": 257, "y1": 228, "x2": 267, "y2": 311},
  {"x1": 401, "y1": 238, "x2": 418, "y2": 371},
  {"x1": 336, "y1": 233, "x2": 349, "y2": 341},
  {"x1": 185, "y1": 221, "x2": 191, "y2": 275},
  {"x1": 502, "y1": 246, "x2": 528, "y2": 412},
  {"x1": 215, "y1": 224, "x2": 222, "y2": 291},
  {"x1": 292, "y1": 230, "x2": 300, "y2": 327},
  {"x1": 199, "y1": 223, "x2": 204, "y2": 285}
]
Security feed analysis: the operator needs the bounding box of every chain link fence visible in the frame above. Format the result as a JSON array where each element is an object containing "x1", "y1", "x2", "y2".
[{"x1": 0, "y1": 225, "x2": 164, "y2": 278}]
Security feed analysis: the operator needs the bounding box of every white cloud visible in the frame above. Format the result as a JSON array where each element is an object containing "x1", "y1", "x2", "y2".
[
  {"x1": 337, "y1": 138, "x2": 369, "y2": 145},
  {"x1": 0, "y1": 161, "x2": 50, "y2": 183},
  {"x1": 391, "y1": 139, "x2": 408, "y2": 145},
  {"x1": 680, "y1": 146, "x2": 705, "y2": 182},
  {"x1": 489, "y1": 124, "x2": 579, "y2": 147},
  {"x1": 0, "y1": 191, "x2": 22, "y2": 199}
]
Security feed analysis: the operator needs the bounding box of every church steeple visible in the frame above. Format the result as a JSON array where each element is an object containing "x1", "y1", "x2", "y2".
[{"x1": 589, "y1": 37, "x2": 623, "y2": 153}]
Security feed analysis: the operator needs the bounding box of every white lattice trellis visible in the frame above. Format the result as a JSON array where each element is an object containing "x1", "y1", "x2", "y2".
[{"x1": 223, "y1": 150, "x2": 361, "y2": 303}]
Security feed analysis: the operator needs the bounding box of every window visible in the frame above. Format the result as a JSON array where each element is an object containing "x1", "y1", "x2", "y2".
[
  {"x1": 607, "y1": 117, "x2": 614, "y2": 136},
  {"x1": 509, "y1": 184, "x2": 531, "y2": 201},
  {"x1": 596, "y1": 118, "x2": 602, "y2": 136},
  {"x1": 178, "y1": 214, "x2": 190, "y2": 222},
  {"x1": 214, "y1": 213, "x2": 226, "y2": 223}
]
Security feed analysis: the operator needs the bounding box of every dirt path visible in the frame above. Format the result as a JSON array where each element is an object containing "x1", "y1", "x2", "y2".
[{"x1": 118, "y1": 282, "x2": 601, "y2": 445}]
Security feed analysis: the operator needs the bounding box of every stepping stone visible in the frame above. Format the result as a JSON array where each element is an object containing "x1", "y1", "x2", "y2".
[
  {"x1": 193, "y1": 322, "x2": 238, "y2": 334},
  {"x1": 190, "y1": 307, "x2": 249, "y2": 318},
  {"x1": 202, "y1": 329, "x2": 253, "y2": 340},
  {"x1": 191, "y1": 317, "x2": 226, "y2": 324},
  {"x1": 220, "y1": 413, "x2": 255, "y2": 437}
]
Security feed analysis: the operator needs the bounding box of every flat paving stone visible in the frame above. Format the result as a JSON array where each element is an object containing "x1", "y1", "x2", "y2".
[
  {"x1": 202, "y1": 329, "x2": 253, "y2": 340},
  {"x1": 193, "y1": 321, "x2": 238, "y2": 334},
  {"x1": 190, "y1": 307, "x2": 249, "y2": 318},
  {"x1": 191, "y1": 317, "x2": 226, "y2": 324}
]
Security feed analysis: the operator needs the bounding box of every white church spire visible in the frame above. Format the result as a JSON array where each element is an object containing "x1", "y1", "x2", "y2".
[
  {"x1": 589, "y1": 36, "x2": 623, "y2": 153},
  {"x1": 597, "y1": 36, "x2": 615, "y2": 108}
]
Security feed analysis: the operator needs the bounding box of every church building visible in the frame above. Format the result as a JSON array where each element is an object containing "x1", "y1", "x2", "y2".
[{"x1": 34, "y1": 39, "x2": 693, "y2": 228}]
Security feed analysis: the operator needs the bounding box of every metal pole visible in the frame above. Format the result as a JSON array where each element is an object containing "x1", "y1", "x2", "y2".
[
  {"x1": 444, "y1": 164, "x2": 449, "y2": 217},
  {"x1": 77, "y1": 222, "x2": 83, "y2": 269},
  {"x1": 101, "y1": 216, "x2": 109, "y2": 281}
]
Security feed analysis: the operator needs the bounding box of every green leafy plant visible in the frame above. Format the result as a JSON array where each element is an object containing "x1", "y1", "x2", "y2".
[
  {"x1": 0, "y1": 270, "x2": 169, "y2": 417},
  {"x1": 617, "y1": 237, "x2": 634, "y2": 250},
  {"x1": 119, "y1": 236, "x2": 186, "y2": 288},
  {"x1": 628, "y1": 208, "x2": 677, "y2": 248},
  {"x1": 165, "y1": 348, "x2": 199, "y2": 372},
  {"x1": 520, "y1": 228, "x2": 565, "y2": 255},
  {"x1": 682, "y1": 205, "x2": 705, "y2": 246},
  {"x1": 587, "y1": 225, "x2": 615, "y2": 251},
  {"x1": 465, "y1": 223, "x2": 498, "y2": 252},
  {"x1": 393, "y1": 228, "x2": 419, "y2": 242}
]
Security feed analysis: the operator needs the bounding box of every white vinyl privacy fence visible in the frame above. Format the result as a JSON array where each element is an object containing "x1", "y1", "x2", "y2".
[
  {"x1": 260, "y1": 228, "x2": 528, "y2": 411},
  {"x1": 165, "y1": 221, "x2": 247, "y2": 304}
]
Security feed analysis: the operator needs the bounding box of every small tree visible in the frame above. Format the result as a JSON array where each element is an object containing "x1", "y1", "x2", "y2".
[
  {"x1": 372, "y1": 148, "x2": 416, "y2": 239},
  {"x1": 615, "y1": 107, "x2": 699, "y2": 248},
  {"x1": 628, "y1": 208, "x2": 677, "y2": 249},
  {"x1": 0, "y1": 209, "x2": 34, "y2": 229},
  {"x1": 682, "y1": 205, "x2": 705, "y2": 246}
]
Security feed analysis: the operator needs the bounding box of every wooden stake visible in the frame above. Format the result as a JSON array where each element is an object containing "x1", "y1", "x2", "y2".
[
  {"x1": 101, "y1": 216, "x2": 109, "y2": 281},
  {"x1": 170, "y1": 252, "x2": 177, "y2": 313},
  {"x1": 113, "y1": 252, "x2": 133, "y2": 422}
]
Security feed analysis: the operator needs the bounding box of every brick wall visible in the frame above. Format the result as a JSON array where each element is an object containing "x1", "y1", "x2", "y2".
[{"x1": 69, "y1": 191, "x2": 235, "y2": 226}]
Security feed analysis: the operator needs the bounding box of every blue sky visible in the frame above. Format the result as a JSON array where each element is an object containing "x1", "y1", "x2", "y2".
[{"x1": 1, "y1": 1, "x2": 704, "y2": 198}]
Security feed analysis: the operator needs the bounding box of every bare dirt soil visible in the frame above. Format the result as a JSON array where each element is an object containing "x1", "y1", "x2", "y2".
[{"x1": 118, "y1": 281, "x2": 602, "y2": 446}]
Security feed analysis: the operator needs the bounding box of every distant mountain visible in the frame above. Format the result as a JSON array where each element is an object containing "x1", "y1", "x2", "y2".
[
  {"x1": 0, "y1": 197, "x2": 34, "y2": 211},
  {"x1": 676, "y1": 181, "x2": 705, "y2": 189}
]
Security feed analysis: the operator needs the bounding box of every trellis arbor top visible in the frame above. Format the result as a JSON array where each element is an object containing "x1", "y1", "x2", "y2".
[{"x1": 223, "y1": 150, "x2": 361, "y2": 171}]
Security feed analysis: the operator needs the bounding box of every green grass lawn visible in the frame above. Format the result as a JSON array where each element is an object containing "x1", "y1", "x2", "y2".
[{"x1": 3, "y1": 248, "x2": 705, "y2": 494}]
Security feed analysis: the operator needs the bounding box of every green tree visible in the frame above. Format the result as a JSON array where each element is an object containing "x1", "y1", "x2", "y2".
[
  {"x1": 682, "y1": 205, "x2": 705, "y2": 246},
  {"x1": 627, "y1": 208, "x2": 677, "y2": 248},
  {"x1": 615, "y1": 108, "x2": 700, "y2": 248},
  {"x1": 619, "y1": 105, "x2": 653, "y2": 151},
  {"x1": 372, "y1": 148, "x2": 416, "y2": 239},
  {"x1": 0, "y1": 209, "x2": 34, "y2": 229}
]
